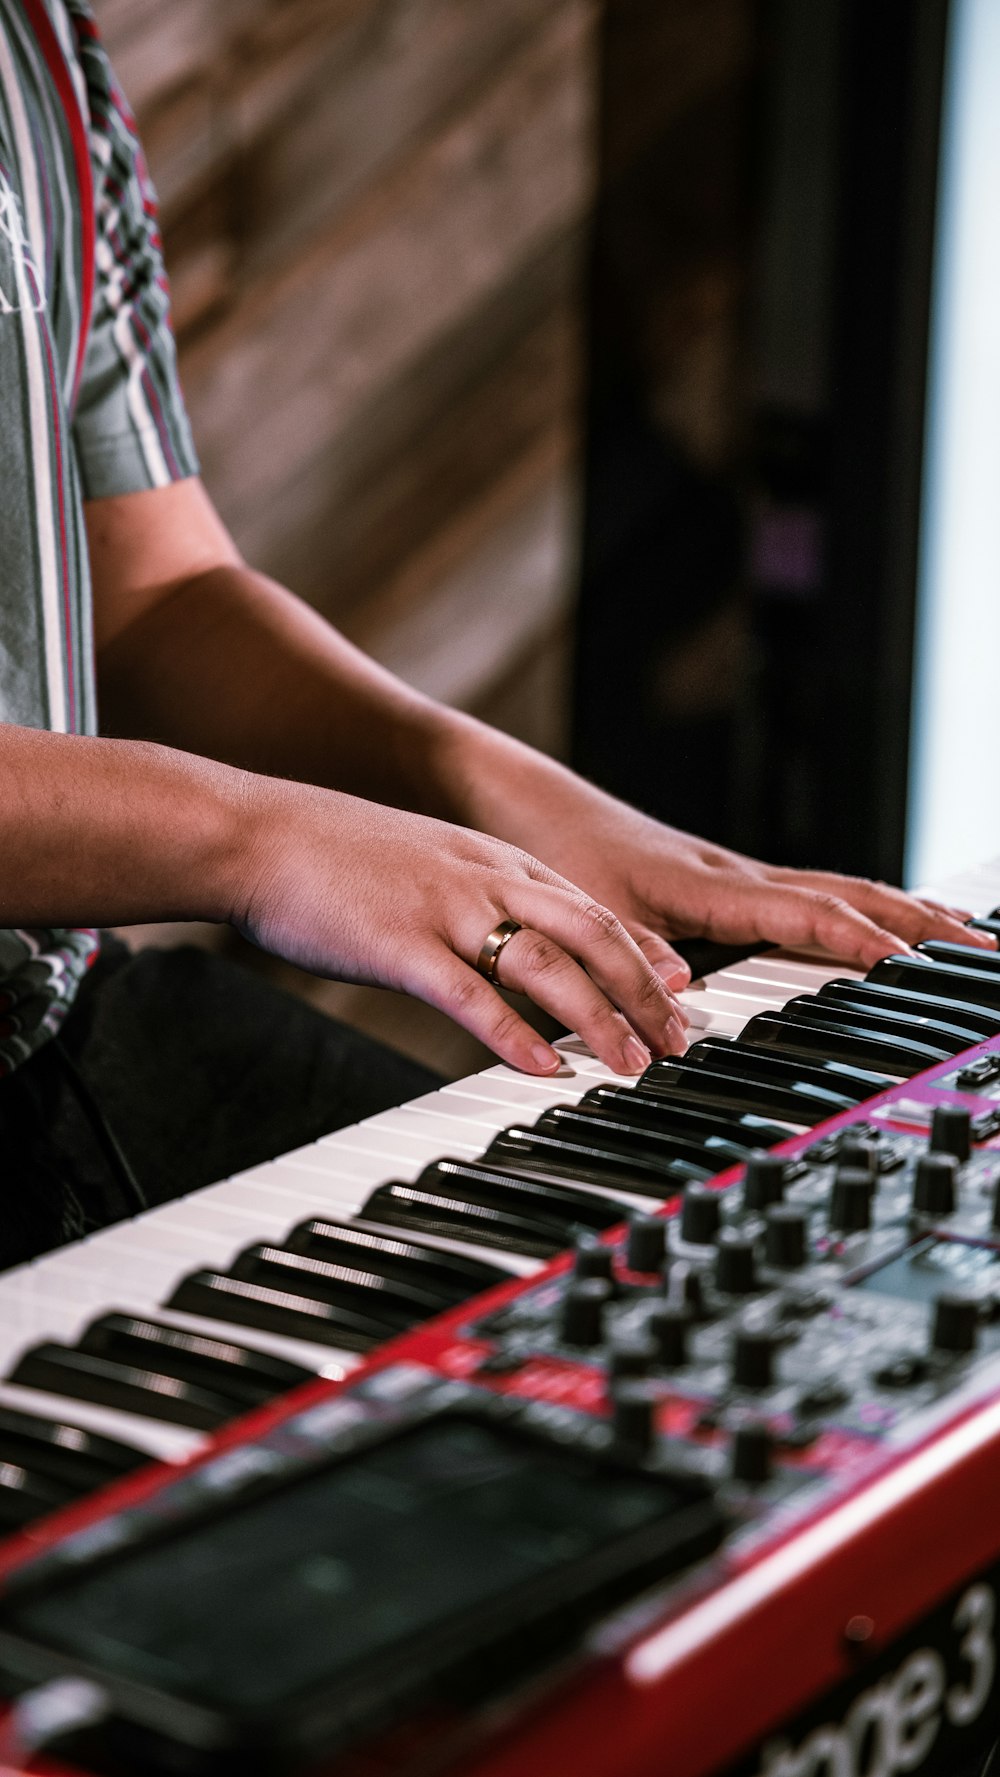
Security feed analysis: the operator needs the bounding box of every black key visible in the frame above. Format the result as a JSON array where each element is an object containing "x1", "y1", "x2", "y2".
[
  {"x1": 360, "y1": 1185, "x2": 567, "y2": 1258},
  {"x1": 816, "y1": 979, "x2": 1000, "y2": 1040},
  {"x1": 780, "y1": 993, "x2": 983, "y2": 1058},
  {"x1": 9, "y1": 1344, "x2": 238, "y2": 1432},
  {"x1": 78, "y1": 1315, "x2": 315, "y2": 1410},
  {"x1": 0, "y1": 1462, "x2": 75, "y2": 1533},
  {"x1": 166, "y1": 1270, "x2": 399, "y2": 1351},
  {"x1": 580, "y1": 1085, "x2": 793, "y2": 1148},
  {"x1": 417, "y1": 1158, "x2": 623, "y2": 1227},
  {"x1": 282, "y1": 1218, "x2": 508, "y2": 1298},
  {"x1": 970, "y1": 918, "x2": 1000, "y2": 939},
  {"x1": 917, "y1": 940, "x2": 1000, "y2": 977},
  {"x1": 535, "y1": 1104, "x2": 753, "y2": 1171},
  {"x1": 870, "y1": 955, "x2": 1000, "y2": 1014},
  {"x1": 633, "y1": 1063, "x2": 847, "y2": 1126},
  {"x1": 671, "y1": 1038, "x2": 894, "y2": 1100},
  {"x1": 227, "y1": 1246, "x2": 447, "y2": 1330},
  {"x1": 362, "y1": 1159, "x2": 626, "y2": 1255},
  {"x1": 0, "y1": 1405, "x2": 145, "y2": 1495},
  {"x1": 740, "y1": 1009, "x2": 948, "y2": 1075},
  {"x1": 363, "y1": 1160, "x2": 625, "y2": 1258},
  {"x1": 488, "y1": 1121, "x2": 722, "y2": 1196}
]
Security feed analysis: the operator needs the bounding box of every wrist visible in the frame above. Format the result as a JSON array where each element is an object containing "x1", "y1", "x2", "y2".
[{"x1": 427, "y1": 708, "x2": 581, "y2": 843}]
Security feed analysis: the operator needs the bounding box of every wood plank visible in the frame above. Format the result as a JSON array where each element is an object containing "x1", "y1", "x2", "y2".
[
  {"x1": 229, "y1": 0, "x2": 554, "y2": 274},
  {"x1": 242, "y1": 231, "x2": 581, "y2": 613},
  {"x1": 349, "y1": 436, "x2": 576, "y2": 705},
  {"x1": 181, "y1": 2, "x2": 596, "y2": 539}
]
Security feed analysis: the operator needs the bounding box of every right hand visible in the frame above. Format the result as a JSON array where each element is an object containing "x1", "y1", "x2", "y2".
[{"x1": 231, "y1": 779, "x2": 688, "y2": 1076}]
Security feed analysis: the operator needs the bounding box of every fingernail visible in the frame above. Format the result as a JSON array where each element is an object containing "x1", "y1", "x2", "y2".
[
  {"x1": 667, "y1": 1014, "x2": 688, "y2": 1053},
  {"x1": 530, "y1": 1043, "x2": 562, "y2": 1073},
  {"x1": 622, "y1": 1034, "x2": 652, "y2": 1073},
  {"x1": 655, "y1": 958, "x2": 691, "y2": 988}
]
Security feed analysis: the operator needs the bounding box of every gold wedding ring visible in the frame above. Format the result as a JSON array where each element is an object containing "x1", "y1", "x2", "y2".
[{"x1": 475, "y1": 919, "x2": 523, "y2": 984}]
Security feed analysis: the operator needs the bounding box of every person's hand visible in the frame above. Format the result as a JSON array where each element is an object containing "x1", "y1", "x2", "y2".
[
  {"x1": 231, "y1": 779, "x2": 688, "y2": 1076},
  {"x1": 466, "y1": 763, "x2": 996, "y2": 989}
]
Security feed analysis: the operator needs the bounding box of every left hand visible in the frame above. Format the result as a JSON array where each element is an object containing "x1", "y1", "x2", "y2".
[{"x1": 452, "y1": 738, "x2": 995, "y2": 988}]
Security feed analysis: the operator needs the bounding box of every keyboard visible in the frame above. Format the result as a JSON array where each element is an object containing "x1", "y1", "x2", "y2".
[{"x1": 0, "y1": 854, "x2": 998, "y2": 1514}]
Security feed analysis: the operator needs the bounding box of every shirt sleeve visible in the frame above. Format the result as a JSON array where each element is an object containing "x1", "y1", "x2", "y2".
[{"x1": 71, "y1": 30, "x2": 199, "y2": 499}]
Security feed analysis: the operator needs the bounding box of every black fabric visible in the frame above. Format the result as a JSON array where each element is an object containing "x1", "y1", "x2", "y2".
[{"x1": 0, "y1": 939, "x2": 442, "y2": 1272}]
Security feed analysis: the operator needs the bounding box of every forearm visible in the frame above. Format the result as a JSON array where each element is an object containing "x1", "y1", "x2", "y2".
[
  {"x1": 97, "y1": 563, "x2": 456, "y2": 816},
  {"x1": 0, "y1": 726, "x2": 246, "y2": 928}
]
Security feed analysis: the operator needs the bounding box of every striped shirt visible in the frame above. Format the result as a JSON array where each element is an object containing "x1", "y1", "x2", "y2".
[{"x1": 0, "y1": 0, "x2": 197, "y2": 1073}]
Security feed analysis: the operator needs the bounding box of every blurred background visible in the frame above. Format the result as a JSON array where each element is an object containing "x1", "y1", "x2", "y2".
[{"x1": 98, "y1": 0, "x2": 1000, "y2": 1080}]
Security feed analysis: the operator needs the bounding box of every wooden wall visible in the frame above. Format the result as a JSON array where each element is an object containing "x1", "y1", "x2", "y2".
[{"x1": 95, "y1": 0, "x2": 594, "y2": 736}]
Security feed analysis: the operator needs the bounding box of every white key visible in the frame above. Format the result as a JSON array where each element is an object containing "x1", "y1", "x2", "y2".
[
  {"x1": 681, "y1": 1003, "x2": 751, "y2": 1038},
  {"x1": 694, "y1": 973, "x2": 790, "y2": 1007},
  {"x1": 212, "y1": 1156, "x2": 386, "y2": 1208},
  {"x1": 552, "y1": 1040, "x2": 633, "y2": 1080},
  {"x1": 385, "y1": 1104, "x2": 511, "y2": 1143},
  {"x1": 725, "y1": 956, "x2": 861, "y2": 990},
  {"x1": 444, "y1": 1070, "x2": 590, "y2": 1110},
  {"x1": 131, "y1": 1197, "x2": 299, "y2": 1241}
]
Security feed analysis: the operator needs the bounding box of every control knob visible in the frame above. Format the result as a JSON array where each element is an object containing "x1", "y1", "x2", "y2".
[
  {"x1": 626, "y1": 1214, "x2": 667, "y2": 1274},
  {"x1": 715, "y1": 1230, "x2": 757, "y2": 1295},
  {"x1": 731, "y1": 1421, "x2": 774, "y2": 1485},
  {"x1": 930, "y1": 1106, "x2": 972, "y2": 1164},
  {"x1": 611, "y1": 1383, "x2": 657, "y2": 1454},
  {"x1": 680, "y1": 1183, "x2": 722, "y2": 1246},
  {"x1": 838, "y1": 1136, "x2": 879, "y2": 1181},
  {"x1": 931, "y1": 1292, "x2": 979, "y2": 1356},
  {"x1": 743, "y1": 1152, "x2": 786, "y2": 1212},
  {"x1": 764, "y1": 1204, "x2": 808, "y2": 1270},
  {"x1": 912, "y1": 1152, "x2": 958, "y2": 1218},
  {"x1": 829, "y1": 1166, "x2": 873, "y2": 1233},
  {"x1": 649, "y1": 1304, "x2": 691, "y2": 1367},
  {"x1": 560, "y1": 1279, "x2": 610, "y2": 1347},
  {"x1": 573, "y1": 1236, "x2": 615, "y2": 1284},
  {"x1": 732, "y1": 1323, "x2": 779, "y2": 1390}
]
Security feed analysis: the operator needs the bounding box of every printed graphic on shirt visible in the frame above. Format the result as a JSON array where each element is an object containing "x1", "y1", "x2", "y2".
[{"x1": 0, "y1": 173, "x2": 46, "y2": 312}]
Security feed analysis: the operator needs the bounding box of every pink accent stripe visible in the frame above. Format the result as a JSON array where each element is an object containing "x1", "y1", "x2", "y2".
[{"x1": 22, "y1": 0, "x2": 94, "y2": 409}]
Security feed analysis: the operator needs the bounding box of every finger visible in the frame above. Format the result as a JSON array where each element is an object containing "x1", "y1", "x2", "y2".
[
  {"x1": 418, "y1": 944, "x2": 676, "y2": 1078},
  {"x1": 502, "y1": 882, "x2": 684, "y2": 1056},
  {"x1": 629, "y1": 926, "x2": 692, "y2": 997},
  {"x1": 765, "y1": 869, "x2": 998, "y2": 952},
  {"x1": 712, "y1": 877, "x2": 913, "y2": 970},
  {"x1": 418, "y1": 946, "x2": 566, "y2": 1075},
  {"x1": 492, "y1": 926, "x2": 687, "y2": 1070},
  {"x1": 919, "y1": 898, "x2": 977, "y2": 922}
]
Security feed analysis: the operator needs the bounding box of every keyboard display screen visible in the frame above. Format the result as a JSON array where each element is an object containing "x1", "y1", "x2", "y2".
[
  {"x1": 856, "y1": 1235, "x2": 1000, "y2": 1305},
  {"x1": 8, "y1": 1417, "x2": 686, "y2": 1717}
]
